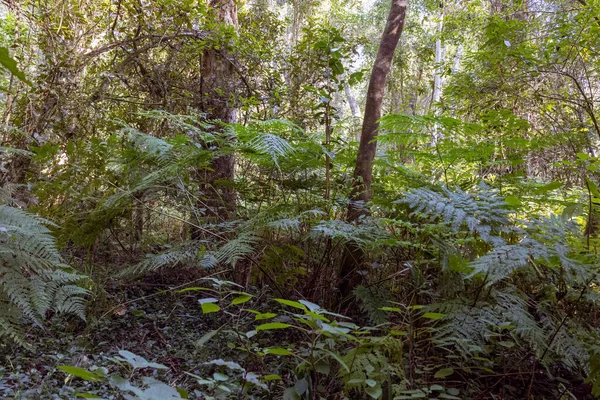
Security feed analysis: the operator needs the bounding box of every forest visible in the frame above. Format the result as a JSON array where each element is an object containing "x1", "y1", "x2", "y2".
[{"x1": 2, "y1": 0, "x2": 600, "y2": 398}]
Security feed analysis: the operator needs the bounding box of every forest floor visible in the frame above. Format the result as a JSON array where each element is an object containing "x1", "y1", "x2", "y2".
[
  {"x1": 0, "y1": 270, "x2": 596, "y2": 400},
  {"x1": 0, "y1": 272, "x2": 218, "y2": 399}
]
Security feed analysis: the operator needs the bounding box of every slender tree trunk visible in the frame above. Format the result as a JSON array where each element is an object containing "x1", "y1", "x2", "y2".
[
  {"x1": 193, "y1": 0, "x2": 238, "y2": 237},
  {"x1": 345, "y1": 84, "x2": 361, "y2": 141},
  {"x1": 337, "y1": 0, "x2": 408, "y2": 302},
  {"x1": 432, "y1": 7, "x2": 444, "y2": 144}
]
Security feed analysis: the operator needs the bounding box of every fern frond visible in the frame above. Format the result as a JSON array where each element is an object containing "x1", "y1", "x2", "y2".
[
  {"x1": 399, "y1": 184, "x2": 511, "y2": 244},
  {"x1": 247, "y1": 133, "x2": 295, "y2": 167},
  {"x1": 0, "y1": 204, "x2": 88, "y2": 343},
  {"x1": 121, "y1": 241, "x2": 216, "y2": 276},
  {"x1": 214, "y1": 234, "x2": 258, "y2": 266},
  {"x1": 310, "y1": 219, "x2": 388, "y2": 246}
]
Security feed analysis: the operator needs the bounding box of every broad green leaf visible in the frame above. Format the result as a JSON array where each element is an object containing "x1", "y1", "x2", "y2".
[
  {"x1": 195, "y1": 329, "x2": 219, "y2": 347},
  {"x1": 295, "y1": 378, "x2": 309, "y2": 395},
  {"x1": 198, "y1": 297, "x2": 219, "y2": 304},
  {"x1": 75, "y1": 393, "x2": 103, "y2": 398},
  {"x1": 255, "y1": 312, "x2": 277, "y2": 320},
  {"x1": 58, "y1": 366, "x2": 101, "y2": 382},
  {"x1": 299, "y1": 299, "x2": 320, "y2": 311},
  {"x1": 438, "y1": 394, "x2": 461, "y2": 399},
  {"x1": 587, "y1": 178, "x2": 600, "y2": 197},
  {"x1": 264, "y1": 374, "x2": 282, "y2": 381},
  {"x1": 213, "y1": 372, "x2": 229, "y2": 381},
  {"x1": 365, "y1": 384, "x2": 382, "y2": 399},
  {"x1": 504, "y1": 195, "x2": 521, "y2": 206},
  {"x1": 265, "y1": 347, "x2": 294, "y2": 356},
  {"x1": 184, "y1": 371, "x2": 212, "y2": 385},
  {"x1": 115, "y1": 350, "x2": 168, "y2": 369},
  {"x1": 324, "y1": 349, "x2": 350, "y2": 372},
  {"x1": 176, "y1": 287, "x2": 210, "y2": 293},
  {"x1": 256, "y1": 322, "x2": 292, "y2": 331},
  {"x1": 284, "y1": 387, "x2": 301, "y2": 400},
  {"x1": 434, "y1": 368, "x2": 454, "y2": 378},
  {"x1": 199, "y1": 298, "x2": 220, "y2": 314},
  {"x1": 537, "y1": 181, "x2": 563, "y2": 193},
  {"x1": 0, "y1": 47, "x2": 31, "y2": 85},
  {"x1": 217, "y1": 384, "x2": 232, "y2": 392},
  {"x1": 315, "y1": 360, "x2": 330, "y2": 375},
  {"x1": 422, "y1": 312, "x2": 445, "y2": 320},
  {"x1": 274, "y1": 298, "x2": 307, "y2": 311},
  {"x1": 380, "y1": 306, "x2": 402, "y2": 312},
  {"x1": 176, "y1": 387, "x2": 189, "y2": 399},
  {"x1": 365, "y1": 379, "x2": 377, "y2": 387},
  {"x1": 205, "y1": 359, "x2": 244, "y2": 371},
  {"x1": 231, "y1": 293, "x2": 253, "y2": 305}
]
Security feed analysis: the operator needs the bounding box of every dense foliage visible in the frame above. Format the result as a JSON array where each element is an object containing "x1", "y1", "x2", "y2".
[{"x1": 2, "y1": 0, "x2": 600, "y2": 399}]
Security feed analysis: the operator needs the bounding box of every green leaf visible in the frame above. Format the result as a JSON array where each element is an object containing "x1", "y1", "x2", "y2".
[
  {"x1": 365, "y1": 384, "x2": 382, "y2": 399},
  {"x1": 504, "y1": 195, "x2": 521, "y2": 206},
  {"x1": 176, "y1": 287, "x2": 210, "y2": 293},
  {"x1": 199, "y1": 298, "x2": 220, "y2": 314},
  {"x1": 115, "y1": 350, "x2": 168, "y2": 369},
  {"x1": 365, "y1": 379, "x2": 377, "y2": 387},
  {"x1": 434, "y1": 368, "x2": 454, "y2": 378},
  {"x1": 75, "y1": 394, "x2": 103, "y2": 399},
  {"x1": 256, "y1": 322, "x2": 292, "y2": 331},
  {"x1": 422, "y1": 312, "x2": 445, "y2": 320},
  {"x1": 438, "y1": 394, "x2": 461, "y2": 399},
  {"x1": 284, "y1": 387, "x2": 301, "y2": 400},
  {"x1": 380, "y1": 306, "x2": 402, "y2": 312},
  {"x1": 255, "y1": 312, "x2": 277, "y2": 320},
  {"x1": 0, "y1": 47, "x2": 31, "y2": 85},
  {"x1": 231, "y1": 293, "x2": 253, "y2": 305},
  {"x1": 587, "y1": 178, "x2": 600, "y2": 197},
  {"x1": 537, "y1": 181, "x2": 563, "y2": 193},
  {"x1": 295, "y1": 378, "x2": 309, "y2": 395},
  {"x1": 264, "y1": 374, "x2": 282, "y2": 381},
  {"x1": 58, "y1": 366, "x2": 101, "y2": 382},
  {"x1": 324, "y1": 349, "x2": 350, "y2": 373},
  {"x1": 299, "y1": 299, "x2": 320, "y2": 311},
  {"x1": 195, "y1": 329, "x2": 219, "y2": 347},
  {"x1": 265, "y1": 347, "x2": 295, "y2": 356},
  {"x1": 201, "y1": 302, "x2": 220, "y2": 313},
  {"x1": 213, "y1": 372, "x2": 229, "y2": 381},
  {"x1": 177, "y1": 388, "x2": 189, "y2": 399},
  {"x1": 315, "y1": 360, "x2": 330, "y2": 375},
  {"x1": 274, "y1": 298, "x2": 307, "y2": 311}
]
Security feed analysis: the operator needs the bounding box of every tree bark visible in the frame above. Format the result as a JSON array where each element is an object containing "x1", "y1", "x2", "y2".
[
  {"x1": 345, "y1": 84, "x2": 361, "y2": 141},
  {"x1": 432, "y1": 7, "x2": 444, "y2": 144},
  {"x1": 193, "y1": 0, "x2": 239, "y2": 235},
  {"x1": 338, "y1": 0, "x2": 408, "y2": 302}
]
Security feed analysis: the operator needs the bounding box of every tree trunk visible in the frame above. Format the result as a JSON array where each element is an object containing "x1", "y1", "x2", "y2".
[
  {"x1": 337, "y1": 0, "x2": 408, "y2": 302},
  {"x1": 345, "y1": 84, "x2": 361, "y2": 141},
  {"x1": 432, "y1": 8, "x2": 444, "y2": 144},
  {"x1": 193, "y1": 0, "x2": 238, "y2": 237}
]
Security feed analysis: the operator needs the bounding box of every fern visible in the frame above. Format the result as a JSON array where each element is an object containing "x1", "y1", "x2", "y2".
[
  {"x1": 399, "y1": 184, "x2": 511, "y2": 244},
  {"x1": 353, "y1": 285, "x2": 390, "y2": 325},
  {"x1": 0, "y1": 204, "x2": 87, "y2": 344},
  {"x1": 310, "y1": 218, "x2": 389, "y2": 246},
  {"x1": 121, "y1": 241, "x2": 217, "y2": 276},
  {"x1": 214, "y1": 233, "x2": 258, "y2": 266},
  {"x1": 233, "y1": 119, "x2": 299, "y2": 168}
]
